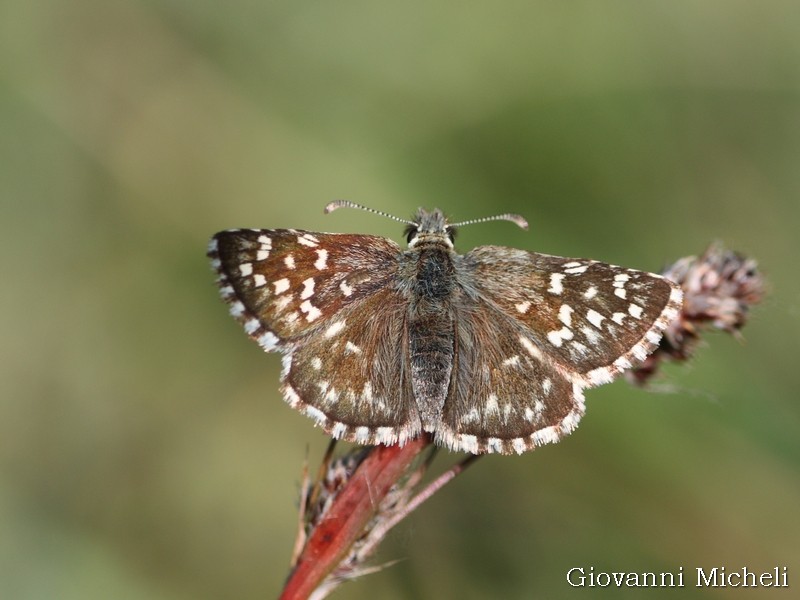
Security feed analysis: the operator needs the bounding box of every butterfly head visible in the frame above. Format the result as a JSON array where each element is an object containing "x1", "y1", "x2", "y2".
[{"x1": 406, "y1": 208, "x2": 454, "y2": 248}]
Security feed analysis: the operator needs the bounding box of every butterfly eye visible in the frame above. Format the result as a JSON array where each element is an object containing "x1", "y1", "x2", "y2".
[{"x1": 405, "y1": 228, "x2": 418, "y2": 243}]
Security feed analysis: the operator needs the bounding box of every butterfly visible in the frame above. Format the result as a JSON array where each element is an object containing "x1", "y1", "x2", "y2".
[{"x1": 208, "y1": 201, "x2": 682, "y2": 454}]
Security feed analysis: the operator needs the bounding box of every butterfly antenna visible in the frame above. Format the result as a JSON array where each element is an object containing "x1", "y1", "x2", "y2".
[
  {"x1": 449, "y1": 212, "x2": 529, "y2": 230},
  {"x1": 325, "y1": 200, "x2": 416, "y2": 226}
]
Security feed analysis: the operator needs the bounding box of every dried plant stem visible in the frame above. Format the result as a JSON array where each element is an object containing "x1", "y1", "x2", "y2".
[
  {"x1": 279, "y1": 436, "x2": 430, "y2": 600},
  {"x1": 357, "y1": 453, "x2": 482, "y2": 559}
]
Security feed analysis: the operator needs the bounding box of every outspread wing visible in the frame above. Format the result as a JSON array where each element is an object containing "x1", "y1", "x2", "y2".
[
  {"x1": 209, "y1": 229, "x2": 401, "y2": 347},
  {"x1": 437, "y1": 247, "x2": 682, "y2": 454},
  {"x1": 464, "y1": 246, "x2": 683, "y2": 386},
  {"x1": 281, "y1": 285, "x2": 422, "y2": 446},
  {"x1": 209, "y1": 228, "x2": 420, "y2": 445}
]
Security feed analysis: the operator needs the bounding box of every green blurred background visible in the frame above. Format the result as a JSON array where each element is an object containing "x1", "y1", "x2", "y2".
[{"x1": 2, "y1": 1, "x2": 799, "y2": 598}]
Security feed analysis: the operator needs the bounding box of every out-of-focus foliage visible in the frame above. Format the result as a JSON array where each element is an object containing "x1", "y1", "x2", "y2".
[{"x1": 1, "y1": 1, "x2": 798, "y2": 598}]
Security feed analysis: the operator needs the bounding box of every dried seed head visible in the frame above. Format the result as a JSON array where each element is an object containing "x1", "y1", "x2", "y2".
[{"x1": 629, "y1": 243, "x2": 765, "y2": 384}]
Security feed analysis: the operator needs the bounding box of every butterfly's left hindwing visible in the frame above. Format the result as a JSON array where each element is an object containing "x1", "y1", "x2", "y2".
[{"x1": 437, "y1": 293, "x2": 586, "y2": 454}]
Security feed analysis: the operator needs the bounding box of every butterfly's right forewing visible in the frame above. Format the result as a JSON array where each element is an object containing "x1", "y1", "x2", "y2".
[{"x1": 209, "y1": 229, "x2": 401, "y2": 346}]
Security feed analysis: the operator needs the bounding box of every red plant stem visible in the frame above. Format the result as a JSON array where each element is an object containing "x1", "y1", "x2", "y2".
[{"x1": 279, "y1": 435, "x2": 431, "y2": 600}]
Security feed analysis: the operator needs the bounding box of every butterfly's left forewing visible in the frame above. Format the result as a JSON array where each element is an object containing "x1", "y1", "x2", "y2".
[{"x1": 464, "y1": 246, "x2": 682, "y2": 386}]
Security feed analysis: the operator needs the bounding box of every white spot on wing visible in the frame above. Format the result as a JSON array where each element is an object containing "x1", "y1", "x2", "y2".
[
  {"x1": 571, "y1": 341, "x2": 588, "y2": 356},
  {"x1": 587, "y1": 309, "x2": 604, "y2": 329},
  {"x1": 306, "y1": 405, "x2": 327, "y2": 425},
  {"x1": 273, "y1": 278, "x2": 290, "y2": 294},
  {"x1": 632, "y1": 343, "x2": 649, "y2": 361},
  {"x1": 300, "y1": 277, "x2": 315, "y2": 300},
  {"x1": 274, "y1": 294, "x2": 292, "y2": 312},
  {"x1": 463, "y1": 408, "x2": 480, "y2": 424},
  {"x1": 283, "y1": 384, "x2": 300, "y2": 407},
  {"x1": 314, "y1": 249, "x2": 328, "y2": 270},
  {"x1": 613, "y1": 356, "x2": 632, "y2": 370},
  {"x1": 586, "y1": 367, "x2": 614, "y2": 386},
  {"x1": 614, "y1": 287, "x2": 627, "y2": 299},
  {"x1": 458, "y1": 434, "x2": 479, "y2": 454},
  {"x1": 564, "y1": 264, "x2": 588, "y2": 274},
  {"x1": 547, "y1": 326, "x2": 573, "y2": 347},
  {"x1": 281, "y1": 353, "x2": 292, "y2": 378},
  {"x1": 628, "y1": 303, "x2": 644, "y2": 319},
  {"x1": 300, "y1": 300, "x2": 322, "y2": 322},
  {"x1": 584, "y1": 286, "x2": 597, "y2": 299},
  {"x1": 229, "y1": 301, "x2": 245, "y2": 318},
  {"x1": 581, "y1": 326, "x2": 600, "y2": 345},
  {"x1": 519, "y1": 336, "x2": 543, "y2": 360},
  {"x1": 548, "y1": 273, "x2": 564, "y2": 295},
  {"x1": 284, "y1": 254, "x2": 295, "y2": 269},
  {"x1": 324, "y1": 320, "x2": 346, "y2": 337},
  {"x1": 485, "y1": 394, "x2": 500, "y2": 416},
  {"x1": 244, "y1": 318, "x2": 260, "y2": 334},
  {"x1": 487, "y1": 438, "x2": 503, "y2": 453},
  {"x1": 257, "y1": 331, "x2": 279, "y2": 351},
  {"x1": 298, "y1": 234, "x2": 319, "y2": 247},
  {"x1": 532, "y1": 426, "x2": 560, "y2": 446},
  {"x1": 646, "y1": 330, "x2": 662, "y2": 345},
  {"x1": 515, "y1": 300, "x2": 531, "y2": 313},
  {"x1": 558, "y1": 304, "x2": 573, "y2": 327},
  {"x1": 253, "y1": 274, "x2": 267, "y2": 287},
  {"x1": 560, "y1": 410, "x2": 581, "y2": 433},
  {"x1": 340, "y1": 280, "x2": 353, "y2": 297},
  {"x1": 376, "y1": 427, "x2": 394, "y2": 444},
  {"x1": 354, "y1": 426, "x2": 371, "y2": 443},
  {"x1": 325, "y1": 386, "x2": 340, "y2": 404}
]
